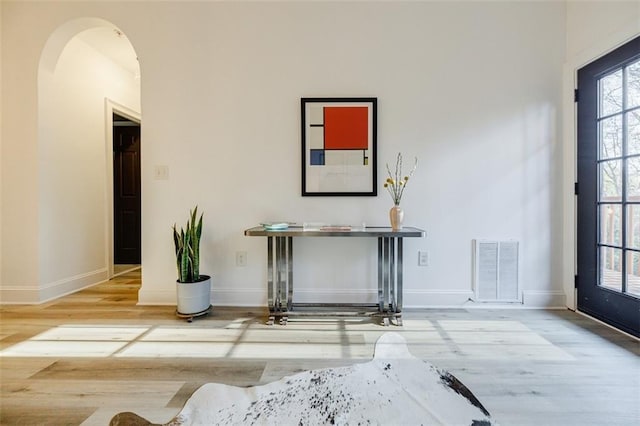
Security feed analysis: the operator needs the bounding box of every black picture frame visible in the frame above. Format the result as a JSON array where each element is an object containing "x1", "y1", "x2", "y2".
[{"x1": 301, "y1": 97, "x2": 377, "y2": 196}]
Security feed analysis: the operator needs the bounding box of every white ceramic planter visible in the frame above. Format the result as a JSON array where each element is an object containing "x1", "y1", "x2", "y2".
[{"x1": 176, "y1": 275, "x2": 211, "y2": 315}]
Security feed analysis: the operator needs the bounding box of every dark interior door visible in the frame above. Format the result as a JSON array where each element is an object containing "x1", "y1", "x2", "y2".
[
  {"x1": 113, "y1": 114, "x2": 141, "y2": 264},
  {"x1": 577, "y1": 35, "x2": 640, "y2": 337}
]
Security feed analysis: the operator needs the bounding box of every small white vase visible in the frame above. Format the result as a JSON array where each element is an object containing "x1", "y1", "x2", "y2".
[{"x1": 389, "y1": 205, "x2": 404, "y2": 230}]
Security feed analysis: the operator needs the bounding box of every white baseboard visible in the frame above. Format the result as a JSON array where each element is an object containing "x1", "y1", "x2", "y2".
[
  {"x1": 402, "y1": 289, "x2": 475, "y2": 307},
  {"x1": 136, "y1": 287, "x2": 266, "y2": 307},
  {"x1": 0, "y1": 285, "x2": 42, "y2": 304},
  {"x1": 0, "y1": 268, "x2": 108, "y2": 304},
  {"x1": 521, "y1": 290, "x2": 566, "y2": 307},
  {"x1": 282, "y1": 289, "x2": 378, "y2": 305},
  {"x1": 461, "y1": 291, "x2": 565, "y2": 308},
  {"x1": 138, "y1": 288, "x2": 481, "y2": 308},
  {"x1": 136, "y1": 288, "x2": 175, "y2": 306},
  {"x1": 4, "y1": 280, "x2": 568, "y2": 310}
]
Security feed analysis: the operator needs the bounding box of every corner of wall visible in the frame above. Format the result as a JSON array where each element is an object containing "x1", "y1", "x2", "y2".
[{"x1": 40, "y1": 268, "x2": 109, "y2": 302}]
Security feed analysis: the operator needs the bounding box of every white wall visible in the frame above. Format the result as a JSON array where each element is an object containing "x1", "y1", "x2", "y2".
[
  {"x1": 561, "y1": 1, "x2": 640, "y2": 309},
  {"x1": 1, "y1": 0, "x2": 42, "y2": 302},
  {"x1": 0, "y1": 1, "x2": 140, "y2": 302},
  {"x1": 566, "y1": 1, "x2": 640, "y2": 61},
  {"x1": 139, "y1": 1, "x2": 568, "y2": 307},
  {"x1": 2, "y1": 1, "x2": 570, "y2": 307},
  {"x1": 38, "y1": 34, "x2": 140, "y2": 300},
  {"x1": 0, "y1": 0, "x2": 3, "y2": 288}
]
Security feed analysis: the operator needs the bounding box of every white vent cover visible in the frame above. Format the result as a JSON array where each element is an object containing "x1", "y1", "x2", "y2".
[{"x1": 472, "y1": 240, "x2": 520, "y2": 302}]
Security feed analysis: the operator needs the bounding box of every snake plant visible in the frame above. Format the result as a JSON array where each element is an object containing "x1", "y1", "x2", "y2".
[{"x1": 173, "y1": 206, "x2": 203, "y2": 283}]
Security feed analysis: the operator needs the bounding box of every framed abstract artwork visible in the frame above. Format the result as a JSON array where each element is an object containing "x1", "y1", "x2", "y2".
[{"x1": 301, "y1": 98, "x2": 377, "y2": 196}]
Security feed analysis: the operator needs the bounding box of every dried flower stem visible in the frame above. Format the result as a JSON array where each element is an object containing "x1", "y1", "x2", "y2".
[{"x1": 384, "y1": 153, "x2": 417, "y2": 205}]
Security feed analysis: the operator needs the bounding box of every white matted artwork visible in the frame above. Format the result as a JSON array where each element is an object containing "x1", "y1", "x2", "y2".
[{"x1": 301, "y1": 97, "x2": 377, "y2": 196}]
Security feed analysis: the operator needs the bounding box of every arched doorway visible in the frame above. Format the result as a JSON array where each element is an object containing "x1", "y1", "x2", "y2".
[{"x1": 38, "y1": 18, "x2": 142, "y2": 300}]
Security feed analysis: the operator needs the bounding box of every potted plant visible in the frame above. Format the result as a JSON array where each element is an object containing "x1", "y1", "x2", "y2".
[{"x1": 173, "y1": 206, "x2": 211, "y2": 318}]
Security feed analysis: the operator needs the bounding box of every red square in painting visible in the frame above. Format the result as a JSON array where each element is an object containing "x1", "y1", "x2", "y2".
[{"x1": 324, "y1": 107, "x2": 368, "y2": 150}]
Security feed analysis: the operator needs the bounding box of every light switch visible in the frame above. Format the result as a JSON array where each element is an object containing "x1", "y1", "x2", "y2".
[
  {"x1": 418, "y1": 251, "x2": 429, "y2": 266},
  {"x1": 154, "y1": 165, "x2": 169, "y2": 180},
  {"x1": 236, "y1": 251, "x2": 247, "y2": 267}
]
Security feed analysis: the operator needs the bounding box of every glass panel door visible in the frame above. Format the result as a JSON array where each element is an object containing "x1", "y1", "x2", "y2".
[{"x1": 577, "y1": 36, "x2": 640, "y2": 337}]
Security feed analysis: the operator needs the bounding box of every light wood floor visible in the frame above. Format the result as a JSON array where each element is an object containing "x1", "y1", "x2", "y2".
[
  {"x1": 112, "y1": 264, "x2": 141, "y2": 277},
  {"x1": 1, "y1": 270, "x2": 638, "y2": 425}
]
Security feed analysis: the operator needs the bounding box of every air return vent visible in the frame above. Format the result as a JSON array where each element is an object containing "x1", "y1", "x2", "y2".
[{"x1": 472, "y1": 240, "x2": 520, "y2": 302}]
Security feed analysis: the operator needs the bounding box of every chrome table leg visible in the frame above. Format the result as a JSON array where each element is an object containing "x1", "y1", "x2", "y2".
[
  {"x1": 287, "y1": 236, "x2": 293, "y2": 312},
  {"x1": 267, "y1": 236, "x2": 274, "y2": 323},
  {"x1": 377, "y1": 238, "x2": 384, "y2": 312}
]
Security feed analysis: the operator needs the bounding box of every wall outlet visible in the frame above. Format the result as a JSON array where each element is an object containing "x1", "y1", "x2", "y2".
[
  {"x1": 418, "y1": 250, "x2": 429, "y2": 266},
  {"x1": 236, "y1": 251, "x2": 247, "y2": 267},
  {"x1": 154, "y1": 165, "x2": 169, "y2": 180}
]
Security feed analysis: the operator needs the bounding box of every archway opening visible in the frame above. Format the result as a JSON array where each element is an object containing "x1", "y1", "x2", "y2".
[{"x1": 38, "y1": 18, "x2": 142, "y2": 301}]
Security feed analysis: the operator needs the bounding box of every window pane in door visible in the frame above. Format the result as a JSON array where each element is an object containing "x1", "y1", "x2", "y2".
[
  {"x1": 626, "y1": 59, "x2": 640, "y2": 109},
  {"x1": 600, "y1": 69, "x2": 623, "y2": 116},
  {"x1": 627, "y1": 157, "x2": 640, "y2": 198},
  {"x1": 600, "y1": 115, "x2": 623, "y2": 159},
  {"x1": 600, "y1": 204, "x2": 622, "y2": 246},
  {"x1": 600, "y1": 246, "x2": 623, "y2": 291},
  {"x1": 628, "y1": 111, "x2": 640, "y2": 155},
  {"x1": 600, "y1": 160, "x2": 623, "y2": 201},
  {"x1": 627, "y1": 205, "x2": 640, "y2": 249},
  {"x1": 626, "y1": 251, "x2": 640, "y2": 296}
]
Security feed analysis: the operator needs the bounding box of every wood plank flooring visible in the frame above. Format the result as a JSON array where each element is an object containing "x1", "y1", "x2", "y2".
[{"x1": 1, "y1": 270, "x2": 638, "y2": 425}]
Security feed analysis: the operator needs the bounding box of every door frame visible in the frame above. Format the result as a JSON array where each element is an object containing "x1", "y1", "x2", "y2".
[
  {"x1": 576, "y1": 35, "x2": 640, "y2": 337},
  {"x1": 563, "y1": 26, "x2": 640, "y2": 313},
  {"x1": 105, "y1": 98, "x2": 141, "y2": 279}
]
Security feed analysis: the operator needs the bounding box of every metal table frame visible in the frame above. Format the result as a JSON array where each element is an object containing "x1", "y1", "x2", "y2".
[{"x1": 244, "y1": 226, "x2": 425, "y2": 326}]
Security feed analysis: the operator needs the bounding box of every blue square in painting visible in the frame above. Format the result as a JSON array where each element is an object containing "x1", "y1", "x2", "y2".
[{"x1": 310, "y1": 149, "x2": 325, "y2": 165}]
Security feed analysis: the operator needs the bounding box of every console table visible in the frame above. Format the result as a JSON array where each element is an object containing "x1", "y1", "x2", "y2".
[{"x1": 244, "y1": 226, "x2": 425, "y2": 326}]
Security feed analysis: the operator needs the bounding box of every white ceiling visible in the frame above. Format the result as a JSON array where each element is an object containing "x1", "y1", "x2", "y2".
[{"x1": 75, "y1": 27, "x2": 139, "y2": 75}]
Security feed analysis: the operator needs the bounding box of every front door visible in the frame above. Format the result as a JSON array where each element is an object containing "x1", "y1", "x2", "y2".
[
  {"x1": 113, "y1": 113, "x2": 141, "y2": 264},
  {"x1": 577, "y1": 35, "x2": 640, "y2": 337}
]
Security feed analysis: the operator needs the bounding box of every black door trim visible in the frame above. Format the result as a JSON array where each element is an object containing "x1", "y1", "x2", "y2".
[{"x1": 577, "y1": 35, "x2": 640, "y2": 338}]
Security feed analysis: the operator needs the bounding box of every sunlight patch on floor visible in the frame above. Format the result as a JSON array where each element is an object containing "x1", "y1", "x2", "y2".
[
  {"x1": 0, "y1": 320, "x2": 573, "y2": 360},
  {"x1": 32, "y1": 325, "x2": 149, "y2": 341},
  {"x1": 0, "y1": 341, "x2": 128, "y2": 357}
]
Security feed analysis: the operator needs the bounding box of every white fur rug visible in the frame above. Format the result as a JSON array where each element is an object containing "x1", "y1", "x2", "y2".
[{"x1": 111, "y1": 332, "x2": 496, "y2": 426}]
